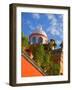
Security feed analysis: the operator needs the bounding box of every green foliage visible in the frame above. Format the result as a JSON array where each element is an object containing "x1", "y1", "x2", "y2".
[
  {"x1": 41, "y1": 51, "x2": 54, "y2": 75},
  {"x1": 31, "y1": 44, "x2": 60, "y2": 75},
  {"x1": 32, "y1": 45, "x2": 45, "y2": 67},
  {"x1": 22, "y1": 32, "x2": 24, "y2": 37},
  {"x1": 21, "y1": 34, "x2": 61, "y2": 75},
  {"x1": 52, "y1": 64, "x2": 60, "y2": 75},
  {"x1": 21, "y1": 32, "x2": 29, "y2": 49}
]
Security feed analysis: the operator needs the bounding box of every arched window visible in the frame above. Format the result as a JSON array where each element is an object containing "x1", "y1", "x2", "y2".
[
  {"x1": 32, "y1": 37, "x2": 36, "y2": 44},
  {"x1": 38, "y1": 37, "x2": 43, "y2": 44}
]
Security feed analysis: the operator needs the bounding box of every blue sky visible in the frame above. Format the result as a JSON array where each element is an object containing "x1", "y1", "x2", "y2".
[{"x1": 21, "y1": 12, "x2": 63, "y2": 48}]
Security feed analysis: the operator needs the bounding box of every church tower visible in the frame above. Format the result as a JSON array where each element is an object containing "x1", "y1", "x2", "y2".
[{"x1": 29, "y1": 26, "x2": 48, "y2": 44}]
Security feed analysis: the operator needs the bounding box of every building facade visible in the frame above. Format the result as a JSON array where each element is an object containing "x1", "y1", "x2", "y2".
[
  {"x1": 25, "y1": 26, "x2": 63, "y2": 75},
  {"x1": 52, "y1": 49, "x2": 63, "y2": 75}
]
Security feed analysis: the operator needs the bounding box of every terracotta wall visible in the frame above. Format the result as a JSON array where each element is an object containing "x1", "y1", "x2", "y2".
[{"x1": 21, "y1": 56, "x2": 44, "y2": 77}]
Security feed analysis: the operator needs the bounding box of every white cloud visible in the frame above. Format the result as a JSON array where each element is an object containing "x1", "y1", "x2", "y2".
[
  {"x1": 51, "y1": 18, "x2": 57, "y2": 26},
  {"x1": 58, "y1": 15, "x2": 63, "y2": 20},
  {"x1": 47, "y1": 14, "x2": 55, "y2": 20},
  {"x1": 29, "y1": 25, "x2": 34, "y2": 30},
  {"x1": 50, "y1": 28, "x2": 60, "y2": 36},
  {"x1": 26, "y1": 20, "x2": 34, "y2": 30},
  {"x1": 46, "y1": 24, "x2": 61, "y2": 36},
  {"x1": 32, "y1": 13, "x2": 40, "y2": 19},
  {"x1": 47, "y1": 14, "x2": 57, "y2": 27},
  {"x1": 46, "y1": 14, "x2": 63, "y2": 37}
]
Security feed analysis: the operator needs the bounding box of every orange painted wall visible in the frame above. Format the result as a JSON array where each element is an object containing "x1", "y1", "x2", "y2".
[{"x1": 21, "y1": 56, "x2": 43, "y2": 77}]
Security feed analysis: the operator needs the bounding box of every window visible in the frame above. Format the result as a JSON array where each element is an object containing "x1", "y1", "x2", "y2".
[
  {"x1": 38, "y1": 37, "x2": 43, "y2": 44},
  {"x1": 32, "y1": 37, "x2": 36, "y2": 44}
]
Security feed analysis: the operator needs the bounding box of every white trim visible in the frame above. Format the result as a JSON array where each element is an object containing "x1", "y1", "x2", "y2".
[{"x1": 16, "y1": 6, "x2": 68, "y2": 84}]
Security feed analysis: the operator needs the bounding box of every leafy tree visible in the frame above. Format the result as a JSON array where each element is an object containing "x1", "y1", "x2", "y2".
[
  {"x1": 33, "y1": 45, "x2": 45, "y2": 67},
  {"x1": 52, "y1": 63, "x2": 60, "y2": 75},
  {"x1": 28, "y1": 39, "x2": 60, "y2": 75},
  {"x1": 41, "y1": 50, "x2": 60, "y2": 75},
  {"x1": 43, "y1": 51, "x2": 54, "y2": 75},
  {"x1": 41, "y1": 53, "x2": 49, "y2": 73},
  {"x1": 31, "y1": 44, "x2": 60, "y2": 75},
  {"x1": 22, "y1": 32, "x2": 24, "y2": 37},
  {"x1": 49, "y1": 53, "x2": 60, "y2": 75},
  {"x1": 21, "y1": 32, "x2": 29, "y2": 50}
]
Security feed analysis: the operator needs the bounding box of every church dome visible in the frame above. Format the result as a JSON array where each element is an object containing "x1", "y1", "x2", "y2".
[
  {"x1": 32, "y1": 26, "x2": 48, "y2": 38},
  {"x1": 29, "y1": 26, "x2": 48, "y2": 44}
]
